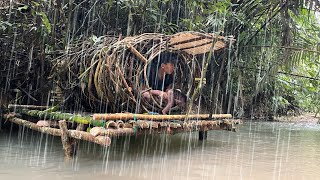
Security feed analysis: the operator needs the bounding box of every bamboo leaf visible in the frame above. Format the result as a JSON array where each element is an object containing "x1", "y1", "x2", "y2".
[{"x1": 37, "y1": 12, "x2": 51, "y2": 34}]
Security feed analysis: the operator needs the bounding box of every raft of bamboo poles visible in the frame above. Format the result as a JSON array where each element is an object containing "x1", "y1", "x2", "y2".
[
  {"x1": 5, "y1": 105, "x2": 242, "y2": 140},
  {"x1": 4, "y1": 104, "x2": 242, "y2": 157},
  {"x1": 4, "y1": 112, "x2": 241, "y2": 140}
]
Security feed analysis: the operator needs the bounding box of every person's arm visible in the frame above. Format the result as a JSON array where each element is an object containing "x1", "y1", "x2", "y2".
[{"x1": 162, "y1": 89, "x2": 174, "y2": 114}]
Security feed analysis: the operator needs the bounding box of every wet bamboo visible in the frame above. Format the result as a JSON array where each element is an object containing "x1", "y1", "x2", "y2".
[
  {"x1": 90, "y1": 119, "x2": 242, "y2": 137},
  {"x1": 93, "y1": 113, "x2": 232, "y2": 121},
  {"x1": 4, "y1": 114, "x2": 111, "y2": 146},
  {"x1": 90, "y1": 127, "x2": 135, "y2": 136},
  {"x1": 8, "y1": 104, "x2": 50, "y2": 110},
  {"x1": 89, "y1": 123, "x2": 222, "y2": 137},
  {"x1": 18, "y1": 109, "x2": 104, "y2": 126},
  {"x1": 90, "y1": 126, "x2": 176, "y2": 137}
]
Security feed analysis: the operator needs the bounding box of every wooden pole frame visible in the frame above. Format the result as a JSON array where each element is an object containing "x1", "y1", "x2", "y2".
[{"x1": 4, "y1": 114, "x2": 111, "y2": 146}]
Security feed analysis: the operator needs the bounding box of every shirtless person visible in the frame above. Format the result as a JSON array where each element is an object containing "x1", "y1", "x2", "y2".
[{"x1": 141, "y1": 52, "x2": 186, "y2": 115}]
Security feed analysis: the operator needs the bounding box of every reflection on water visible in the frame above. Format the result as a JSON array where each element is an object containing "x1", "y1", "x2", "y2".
[{"x1": 1, "y1": 121, "x2": 320, "y2": 180}]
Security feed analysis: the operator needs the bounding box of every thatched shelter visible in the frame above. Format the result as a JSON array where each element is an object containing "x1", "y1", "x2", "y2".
[{"x1": 52, "y1": 31, "x2": 235, "y2": 113}]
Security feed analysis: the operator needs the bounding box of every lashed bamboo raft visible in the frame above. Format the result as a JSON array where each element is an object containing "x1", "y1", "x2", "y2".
[
  {"x1": 5, "y1": 112, "x2": 241, "y2": 138},
  {"x1": 4, "y1": 104, "x2": 242, "y2": 158},
  {"x1": 5, "y1": 105, "x2": 242, "y2": 141}
]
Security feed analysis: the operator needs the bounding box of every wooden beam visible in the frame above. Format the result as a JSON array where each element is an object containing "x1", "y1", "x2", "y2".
[
  {"x1": 4, "y1": 114, "x2": 111, "y2": 146},
  {"x1": 59, "y1": 120, "x2": 74, "y2": 158}
]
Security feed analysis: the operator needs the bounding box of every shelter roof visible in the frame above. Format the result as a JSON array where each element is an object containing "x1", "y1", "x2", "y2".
[{"x1": 168, "y1": 32, "x2": 235, "y2": 55}]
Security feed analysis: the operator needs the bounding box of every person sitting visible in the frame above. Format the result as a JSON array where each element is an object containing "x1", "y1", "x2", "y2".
[{"x1": 141, "y1": 52, "x2": 186, "y2": 115}]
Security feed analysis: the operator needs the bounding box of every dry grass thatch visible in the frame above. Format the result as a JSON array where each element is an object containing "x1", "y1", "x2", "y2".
[{"x1": 51, "y1": 31, "x2": 235, "y2": 113}]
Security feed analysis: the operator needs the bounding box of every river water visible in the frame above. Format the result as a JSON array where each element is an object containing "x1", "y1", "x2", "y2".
[{"x1": 1, "y1": 121, "x2": 320, "y2": 180}]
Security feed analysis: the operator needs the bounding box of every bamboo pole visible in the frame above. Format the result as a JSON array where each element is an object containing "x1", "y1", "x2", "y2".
[
  {"x1": 16, "y1": 108, "x2": 233, "y2": 127},
  {"x1": 8, "y1": 104, "x2": 59, "y2": 112},
  {"x1": 93, "y1": 113, "x2": 232, "y2": 121},
  {"x1": 4, "y1": 114, "x2": 111, "y2": 146},
  {"x1": 89, "y1": 119, "x2": 242, "y2": 137},
  {"x1": 8, "y1": 104, "x2": 49, "y2": 110},
  {"x1": 36, "y1": 120, "x2": 59, "y2": 127},
  {"x1": 18, "y1": 109, "x2": 105, "y2": 126},
  {"x1": 90, "y1": 127, "x2": 135, "y2": 136}
]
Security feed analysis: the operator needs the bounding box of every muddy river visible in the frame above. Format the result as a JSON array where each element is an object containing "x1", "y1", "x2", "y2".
[{"x1": 1, "y1": 121, "x2": 320, "y2": 180}]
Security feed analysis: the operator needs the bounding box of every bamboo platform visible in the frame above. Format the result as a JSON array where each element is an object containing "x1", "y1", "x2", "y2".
[{"x1": 4, "y1": 104, "x2": 242, "y2": 158}]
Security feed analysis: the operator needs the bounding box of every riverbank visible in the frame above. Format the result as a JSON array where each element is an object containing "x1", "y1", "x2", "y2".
[{"x1": 273, "y1": 113, "x2": 320, "y2": 123}]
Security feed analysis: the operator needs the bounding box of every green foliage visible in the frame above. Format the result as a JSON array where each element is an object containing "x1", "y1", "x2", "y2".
[
  {"x1": 0, "y1": 21, "x2": 12, "y2": 31},
  {"x1": 272, "y1": 95, "x2": 290, "y2": 111},
  {"x1": 36, "y1": 12, "x2": 51, "y2": 34},
  {"x1": 2, "y1": 0, "x2": 320, "y2": 116},
  {"x1": 226, "y1": 0, "x2": 320, "y2": 116}
]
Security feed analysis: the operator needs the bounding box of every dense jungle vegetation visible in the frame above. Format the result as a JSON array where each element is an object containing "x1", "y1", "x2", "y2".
[{"x1": 0, "y1": 0, "x2": 319, "y2": 119}]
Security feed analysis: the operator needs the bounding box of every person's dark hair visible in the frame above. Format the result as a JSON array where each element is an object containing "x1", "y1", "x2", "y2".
[{"x1": 155, "y1": 52, "x2": 179, "y2": 65}]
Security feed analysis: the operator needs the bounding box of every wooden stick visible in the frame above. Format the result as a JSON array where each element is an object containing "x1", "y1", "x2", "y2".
[
  {"x1": 59, "y1": 120, "x2": 74, "y2": 158},
  {"x1": 93, "y1": 113, "x2": 232, "y2": 121},
  {"x1": 125, "y1": 42, "x2": 148, "y2": 64},
  {"x1": 8, "y1": 104, "x2": 49, "y2": 110},
  {"x1": 116, "y1": 66, "x2": 136, "y2": 102},
  {"x1": 4, "y1": 114, "x2": 111, "y2": 146}
]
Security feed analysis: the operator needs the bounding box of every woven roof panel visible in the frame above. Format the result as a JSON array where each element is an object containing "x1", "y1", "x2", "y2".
[
  {"x1": 182, "y1": 41, "x2": 226, "y2": 55},
  {"x1": 169, "y1": 38, "x2": 213, "y2": 50},
  {"x1": 168, "y1": 32, "x2": 229, "y2": 55}
]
